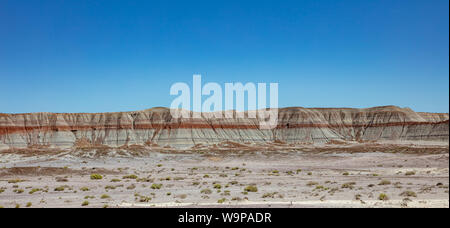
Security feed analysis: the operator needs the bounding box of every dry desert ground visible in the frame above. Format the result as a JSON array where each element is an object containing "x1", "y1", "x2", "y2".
[{"x1": 0, "y1": 142, "x2": 448, "y2": 208}]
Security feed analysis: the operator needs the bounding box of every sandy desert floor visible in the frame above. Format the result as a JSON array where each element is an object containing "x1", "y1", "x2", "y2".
[{"x1": 0, "y1": 143, "x2": 448, "y2": 208}]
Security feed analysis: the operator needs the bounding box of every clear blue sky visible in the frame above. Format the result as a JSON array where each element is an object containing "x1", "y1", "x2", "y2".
[{"x1": 0, "y1": 0, "x2": 448, "y2": 113}]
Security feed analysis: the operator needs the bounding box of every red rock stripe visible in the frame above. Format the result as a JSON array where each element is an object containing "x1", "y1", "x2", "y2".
[{"x1": 0, "y1": 120, "x2": 448, "y2": 136}]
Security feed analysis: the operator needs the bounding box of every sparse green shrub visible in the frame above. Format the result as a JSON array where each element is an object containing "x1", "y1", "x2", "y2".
[
  {"x1": 378, "y1": 193, "x2": 389, "y2": 201},
  {"x1": 217, "y1": 198, "x2": 227, "y2": 203},
  {"x1": 315, "y1": 185, "x2": 325, "y2": 190},
  {"x1": 81, "y1": 201, "x2": 89, "y2": 206},
  {"x1": 341, "y1": 182, "x2": 356, "y2": 189},
  {"x1": 54, "y1": 186, "x2": 66, "y2": 191},
  {"x1": 138, "y1": 195, "x2": 151, "y2": 202},
  {"x1": 29, "y1": 188, "x2": 41, "y2": 194},
  {"x1": 100, "y1": 194, "x2": 110, "y2": 199},
  {"x1": 213, "y1": 184, "x2": 222, "y2": 189},
  {"x1": 90, "y1": 174, "x2": 103, "y2": 180},
  {"x1": 122, "y1": 174, "x2": 138, "y2": 179},
  {"x1": 105, "y1": 185, "x2": 116, "y2": 190},
  {"x1": 262, "y1": 192, "x2": 278, "y2": 198},
  {"x1": 244, "y1": 185, "x2": 258, "y2": 192},
  {"x1": 151, "y1": 183, "x2": 162, "y2": 189}
]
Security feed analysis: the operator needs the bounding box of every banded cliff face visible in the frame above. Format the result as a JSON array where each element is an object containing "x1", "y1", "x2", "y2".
[{"x1": 0, "y1": 106, "x2": 448, "y2": 150}]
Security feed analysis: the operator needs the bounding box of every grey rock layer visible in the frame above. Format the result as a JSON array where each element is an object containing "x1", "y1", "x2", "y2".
[{"x1": 0, "y1": 106, "x2": 448, "y2": 150}]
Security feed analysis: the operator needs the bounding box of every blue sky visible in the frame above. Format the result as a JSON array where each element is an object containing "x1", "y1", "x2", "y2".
[{"x1": 0, "y1": 0, "x2": 448, "y2": 113}]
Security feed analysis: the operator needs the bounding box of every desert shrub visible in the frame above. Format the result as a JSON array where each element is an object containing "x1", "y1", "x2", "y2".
[
  {"x1": 405, "y1": 171, "x2": 416, "y2": 176},
  {"x1": 138, "y1": 196, "x2": 151, "y2": 202},
  {"x1": 378, "y1": 180, "x2": 391, "y2": 185},
  {"x1": 90, "y1": 174, "x2": 103, "y2": 180},
  {"x1": 105, "y1": 185, "x2": 116, "y2": 190},
  {"x1": 80, "y1": 187, "x2": 89, "y2": 191},
  {"x1": 262, "y1": 192, "x2": 278, "y2": 198},
  {"x1": 100, "y1": 194, "x2": 110, "y2": 199},
  {"x1": 400, "y1": 191, "x2": 417, "y2": 197},
  {"x1": 151, "y1": 183, "x2": 162, "y2": 189},
  {"x1": 306, "y1": 181, "x2": 318, "y2": 186},
  {"x1": 110, "y1": 179, "x2": 121, "y2": 182},
  {"x1": 217, "y1": 198, "x2": 227, "y2": 203},
  {"x1": 342, "y1": 172, "x2": 349, "y2": 176},
  {"x1": 341, "y1": 182, "x2": 356, "y2": 189},
  {"x1": 81, "y1": 201, "x2": 89, "y2": 206},
  {"x1": 54, "y1": 186, "x2": 66, "y2": 191},
  {"x1": 315, "y1": 185, "x2": 325, "y2": 190},
  {"x1": 123, "y1": 174, "x2": 138, "y2": 179},
  {"x1": 244, "y1": 185, "x2": 258, "y2": 192},
  {"x1": 29, "y1": 188, "x2": 41, "y2": 194},
  {"x1": 159, "y1": 177, "x2": 171, "y2": 181},
  {"x1": 8, "y1": 179, "x2": 24, "y2": 184},
  {"x1": 201, "y1": 189, "x2": 212, "y2": 194},
  {"x1": 213, "y1": 184, "x2": 222, "y2": 189},
  {"x1": 378, "y1": 193, "x2": 389, "y2": 201},
  {"x1": 26, "y1": 202, "x2": 32, "y2": 207}
]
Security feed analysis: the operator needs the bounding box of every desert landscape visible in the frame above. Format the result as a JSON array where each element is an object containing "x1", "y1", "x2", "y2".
[{"x1": 0, "y1": 106, "x2": 448, "y2": 208}]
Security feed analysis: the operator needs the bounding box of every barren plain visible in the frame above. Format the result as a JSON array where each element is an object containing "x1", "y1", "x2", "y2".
[{"x1": 0, "y1": 141, "x2": 448, "y2": 208}]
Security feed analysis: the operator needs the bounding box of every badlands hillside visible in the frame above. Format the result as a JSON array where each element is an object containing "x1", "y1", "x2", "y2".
[
  {"x1": 0, "y1": 105, "x2": 448, "y2": 150},
  {"x1": 0, "y1": 106, "x2": 448, "y2": 208}
]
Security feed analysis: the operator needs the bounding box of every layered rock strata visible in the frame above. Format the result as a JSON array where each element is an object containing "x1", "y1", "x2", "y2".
[{"x1": 0, "y1": 106, "x2": 448, "y2": 150}]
